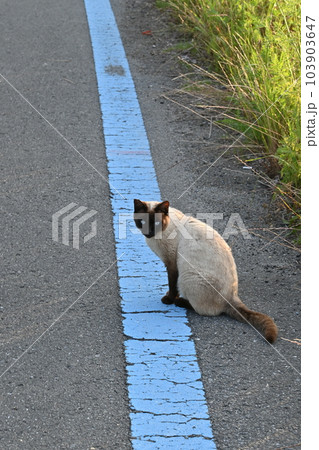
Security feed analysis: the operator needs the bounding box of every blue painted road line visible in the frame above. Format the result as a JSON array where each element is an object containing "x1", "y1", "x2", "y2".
[{"x1": 84, "y1": 0, "x2": 216, "y2": 447}]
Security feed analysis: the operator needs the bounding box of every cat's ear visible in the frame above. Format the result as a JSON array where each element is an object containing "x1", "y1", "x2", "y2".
[
  {"x1": 155, "y1": 200, "x2": 170, "y2": 215},
  {"x1": 134, "y1": 199, "x2": 147, "y2": 213}
]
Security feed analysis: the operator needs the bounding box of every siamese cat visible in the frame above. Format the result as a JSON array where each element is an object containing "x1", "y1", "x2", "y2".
[{"x1": 134, "y1": 199, "x2": 278, "y2": 344}]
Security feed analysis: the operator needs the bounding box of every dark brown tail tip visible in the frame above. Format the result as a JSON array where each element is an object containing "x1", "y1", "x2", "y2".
[{"x1": 265, "y1": 325, "x2": 278, "y2": 344}]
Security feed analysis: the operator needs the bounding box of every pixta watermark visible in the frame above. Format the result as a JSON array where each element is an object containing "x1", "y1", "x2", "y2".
[
  {"x1": 52, "y1": 203, "x2": 97, "y2": 249},
  {"x1": 119, "y1": 212, "x2": 251, "y2": 240}
]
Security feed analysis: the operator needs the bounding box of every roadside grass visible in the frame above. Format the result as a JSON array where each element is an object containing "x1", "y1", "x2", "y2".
[{"x1": 156, "y1": 0, "x2": 301, "y2": 236}]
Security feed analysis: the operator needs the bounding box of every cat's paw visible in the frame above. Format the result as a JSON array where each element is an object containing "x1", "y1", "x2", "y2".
[{"x1": 161, "y1": 295, "x2": 174, "y2": 305}]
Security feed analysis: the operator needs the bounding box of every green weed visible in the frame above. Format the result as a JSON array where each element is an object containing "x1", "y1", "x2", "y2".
[{"x1": 161, "y1": 0, "x2": 301, "y2": 227}]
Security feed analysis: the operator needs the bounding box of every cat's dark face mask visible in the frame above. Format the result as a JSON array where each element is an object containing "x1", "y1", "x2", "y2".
[
  {"x1": 133, "y1": 199, "x2": 169, "y2": 239},
  {"x1": 134, "y1": 212, "x2": 162, "y2": 238}
]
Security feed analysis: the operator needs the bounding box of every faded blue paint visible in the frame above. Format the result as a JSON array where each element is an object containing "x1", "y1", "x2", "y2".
[{"x1": 84, "y1": 0, "x2": 216, "y2": 447}]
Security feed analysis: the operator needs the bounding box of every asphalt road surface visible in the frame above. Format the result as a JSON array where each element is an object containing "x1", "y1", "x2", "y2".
[
  {"x1": 1, "y1": 0, "x2": 301, "y2": 449},
  {"x1": 1, "y1": 0, "x2": 131, "y2": 448}
]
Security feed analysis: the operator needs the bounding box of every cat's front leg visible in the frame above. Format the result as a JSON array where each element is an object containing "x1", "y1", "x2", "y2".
[{"x1": 161, "y1": 262, "x2": 179, "y2": 304}]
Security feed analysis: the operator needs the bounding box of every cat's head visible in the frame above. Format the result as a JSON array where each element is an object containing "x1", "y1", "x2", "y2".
[{"x1": 133, "y1": 199, "x2": 170, "y2": 239}]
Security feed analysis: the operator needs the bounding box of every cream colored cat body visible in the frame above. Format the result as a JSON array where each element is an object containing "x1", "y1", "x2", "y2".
[{"x1": 134, "y1": 199, "x2": 278, "y2": 343}]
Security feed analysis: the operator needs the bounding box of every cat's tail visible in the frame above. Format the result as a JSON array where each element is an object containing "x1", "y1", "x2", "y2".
[{"x1": 224, "y1": 297, "x2": 278, "y2": 344}]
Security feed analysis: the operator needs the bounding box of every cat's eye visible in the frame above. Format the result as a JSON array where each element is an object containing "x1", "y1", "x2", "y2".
[
  {"x1": 135, "y1": 219, "x2": 146, "y2": 229},
  {"x1": 155, "y1": 221, "x2": 161, "y2": 226}
]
